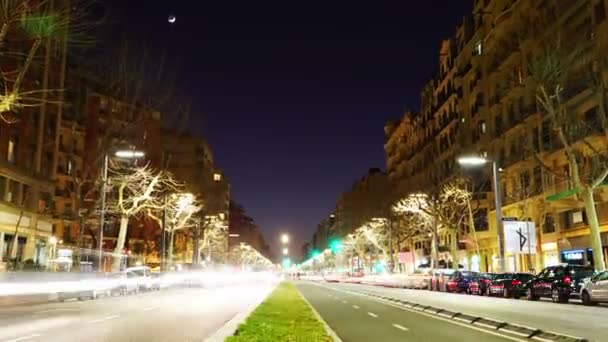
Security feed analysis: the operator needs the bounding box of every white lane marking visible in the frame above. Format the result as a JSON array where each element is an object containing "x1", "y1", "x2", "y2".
[
  {"x1": 367, "y1": 312, "x2": 378, "y2": 318},
  {"x1": 34, "y1": 308, "x2": 78, "y2": 314},
  {"x1": 142, "y1": 306, "x2": 159, "y2": 311},
  {"x1": 308, "y1": 282, "x2": 528, "y2": 342},
  {"x1": 341, "y1": 300, "x2": 348, "y2": 304},
  {"x1": 392, "y1": 323, "x2": 409, "y2": 331},
  {"x1": 88, "y1": 315, "x2": 119, "y2": 324},
  {"x1": 352, "y1": 305, "x2": 359, "y2": 309},
  {"x1": 4, "y1": 334, "x2": 42, "y2": 342}
]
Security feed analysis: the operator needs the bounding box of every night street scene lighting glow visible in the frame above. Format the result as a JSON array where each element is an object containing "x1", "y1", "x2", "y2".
[{"x1": 0, "y1": 1, "x2": 604, "y2": 341}]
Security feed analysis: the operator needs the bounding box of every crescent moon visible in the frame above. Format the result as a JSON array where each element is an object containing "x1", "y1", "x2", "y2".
[{"x1": 168, "y1": 15, "x2": 176, "y2": 23}]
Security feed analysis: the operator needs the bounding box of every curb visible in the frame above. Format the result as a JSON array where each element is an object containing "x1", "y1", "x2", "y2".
[
  {"x1": 204, "y1": 282, "x2": 277, "y2": 342},
  {"x1": 296, "y1": 285, "x2": 343, "y2": 342},
  {"x1": 312, "y1": 283, "x2": 588, "y2": 342}
]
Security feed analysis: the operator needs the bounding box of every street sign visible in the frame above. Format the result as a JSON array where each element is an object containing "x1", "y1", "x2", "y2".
[{"x1": 504, "y1": 220, "x2": 536, "y2": 254}]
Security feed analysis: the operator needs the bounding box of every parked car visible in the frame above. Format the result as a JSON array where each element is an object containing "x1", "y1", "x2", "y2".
[
  {"x1": 58, "y1": 274, "x2": 114, "y2": 301},
  {"x1": 580, "y1": 270, "x2": 608, "y2": 306},
  {"x1": 150, "y1": 272, "x2": 170, "y2": 290},
  {"x1": 526, "y1": 264, "x2": 594, "y2": 303},
  {"x1": 446, "y1": 271, "x2": 480, "y2": 293},
  {"x1": 110, "y1": 272, "x2": 139, "y2": 295},
  {"x1": 488, "y1": 273, "x2": 534, "y2": 298},
  {"x1": 468, "y1": 273, "x2": 498, "y2": 295},
  {"x1": 125, "y1": 266, "x2": 153, "y2": 292}
]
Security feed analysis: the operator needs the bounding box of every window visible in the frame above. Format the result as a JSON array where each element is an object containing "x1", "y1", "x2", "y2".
[
  {"x1": 5, "y1": 179, "x2": 13, "y2": 202},
  {"x1": 474, "y1": 209, "x2": 489, "y2": 231},
  {"x1": 474, "y1": 40, "x2": 483, "y2": 56},
  {"x1": 533, "y1": 166, "x2": 542, "y2": 191},
  {"x1": 67, "y1": 160, "x2": 73, "y2": 176},
  {"x1": 213, "y1": 173, "x2": 222, "y2": 181},
  {"x1": 7, "y1": 138, "x2": 16, "y2": 163},
  {"x1": 480, "y1": 120, "x2": 487, "y2": 134},
  {"x1": 519, "y1": 170, "x2": 531, "y2": 191},
  {"x1": 595, "y1": 1, "x2": 606, "y2": 23},
  {"x1": 543, "y1": 215, "x2": 556, "y2": 233}
]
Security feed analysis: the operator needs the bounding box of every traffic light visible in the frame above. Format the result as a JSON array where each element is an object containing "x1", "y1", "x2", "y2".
[{"x1": 329, "y1": 239, "x2": 343, "y2": 254}]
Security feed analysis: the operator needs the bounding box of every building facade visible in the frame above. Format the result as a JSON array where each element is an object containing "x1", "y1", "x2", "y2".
[{"x1": 385, "y1": 0, "x2": 608, "y2": 273}]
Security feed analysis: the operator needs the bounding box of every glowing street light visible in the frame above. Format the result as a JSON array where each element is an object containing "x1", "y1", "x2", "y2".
[
  {"x1": 114, "y1": 150, "x2": 145, "y2": 159},
  {"x1": 282, "y1": 247, "x2": 288, "y2": 255},
  {"x1": 458, "y1": 154, "x2": 505, "y2": 273},
  {"x1": 281, "y1": 233, "x2": 289, "y2": 244}
]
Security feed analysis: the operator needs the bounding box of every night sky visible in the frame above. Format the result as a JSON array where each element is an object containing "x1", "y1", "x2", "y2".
[{"x1": 105, "y1": 0, "x2": 471, "y2": 257}]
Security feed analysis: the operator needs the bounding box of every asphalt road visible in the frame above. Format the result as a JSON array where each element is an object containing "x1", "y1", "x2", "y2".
[
  {"x1": 0, "y1": 284, "x2": 273, "y2": 342},
  {"x1": 296, "y1": 282, "x2": 516, "y2": 342},
  {"x1": 314, "y1": 282, "x2": 601, "y2": 342}
]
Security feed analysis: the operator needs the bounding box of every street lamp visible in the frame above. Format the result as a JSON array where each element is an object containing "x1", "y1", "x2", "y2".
[
  {"x1": 457, "y1": 155, "x2": 505, "y2": 273},
  {"x1": 281, "y1": 233, "x2": 289, "y2": 244},
  {"x1": 98, "y1": 149, "x2": 145, "y2": 271},
  {"x1": 282, "y1": 247, "x2": 288, "y2": 256}
]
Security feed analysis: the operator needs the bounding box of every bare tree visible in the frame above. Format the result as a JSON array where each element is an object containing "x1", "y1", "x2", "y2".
[
  {"x1": 228, "y1": 243, "x2": 273, "y2": 269},
  {"x1": 200, "y1": 215, "x2": 228, "y2": 264},
  {"x1": 0, "y1": 0, "x2": 96, "y2": 123},
  {"x1": 106, "y1": 163, "x2": 180, "y2": 270},
  {"x1": 148, "y1": 192, "x2": 202, "y2": 268},
  {"x1": 527, "y1": 38, "x2": 608, "y2": 271}
]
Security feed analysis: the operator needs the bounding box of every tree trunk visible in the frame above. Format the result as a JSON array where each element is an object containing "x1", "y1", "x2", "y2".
[
  {"x1": 581, "y1": 187, "x2": 606, "y2": 271},
  {"x1": 112, "y1": 216, "x2": 129, "y2": 271},
  {"x1": 431, "y1": 227, "x2": 438, "y2": 271},
  {"x1": 467, "y1": 201, "x2": 481, "y2": 257},
  {"x1": 450, "y1": 229, "x2": 458, "y2": 270},
  {"x1": 168, "y1": 230, "x2": 175, "y2": 269}
]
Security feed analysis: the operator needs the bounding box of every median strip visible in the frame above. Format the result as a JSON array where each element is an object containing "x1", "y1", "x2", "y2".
[{"x1": 226, "y1": 282, "x2": 331, "y2": 341}]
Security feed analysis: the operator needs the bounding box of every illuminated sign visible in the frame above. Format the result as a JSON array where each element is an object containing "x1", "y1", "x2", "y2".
[{"x1": 563, "y1": 251, "x2": 583, "y2": 261}]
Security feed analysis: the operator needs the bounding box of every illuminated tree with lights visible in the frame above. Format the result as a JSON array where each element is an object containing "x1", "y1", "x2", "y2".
[
  {"x1": 200, "y1": 215, "x2": 228, "y2": 263},
  {"x1": 106, "y1": 163, "x2": 180, "y2": 270},
  {"x1": 228, "y1": 243, "x2": 273, "y2": 269},
  {"x1": 148, "y1": 192, "x2": 202, "y2": 268}
]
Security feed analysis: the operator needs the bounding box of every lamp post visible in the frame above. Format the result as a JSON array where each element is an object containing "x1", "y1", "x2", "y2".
[
  {"x1": 457, "y1": 155, "x2": 505, "y2": 273},
  {"x1": 281, "y1": 233, "x2": 289, "y2": 245},
  {"x1": 98, "y1": 149, "x2": 145, "y2": 272}
]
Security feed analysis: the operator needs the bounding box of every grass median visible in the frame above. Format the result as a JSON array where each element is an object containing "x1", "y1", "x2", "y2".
[{"x1": 226, "y1": 281, "x2": 331, "y2": 342}]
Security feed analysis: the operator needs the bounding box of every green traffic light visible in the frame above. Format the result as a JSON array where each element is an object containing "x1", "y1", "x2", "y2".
[{"x1": 329, "y1": 239, "x2": 342, "y2": 253}]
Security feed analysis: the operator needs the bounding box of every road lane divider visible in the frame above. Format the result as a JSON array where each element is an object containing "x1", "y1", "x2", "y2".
[
  {"x1": 367, "y1": 312, "x2": 378, "y2": 318},
  {"x1": 88, "y1": 315, "x2": 119, "y2": 324},
  {"x1": 392, "y1": 324, "x2": 409, "y2": 332},
  {"x1": 3, "y1": 334, "x2": 42, "y2": 342},
  {"x1": 341, "y1": 300, "x2": 347, "y2": 304},
  {"x1": 352, "y1": 305, "x2": 359, "y2": 309},
  {"x1": 307, "y1": 282, "x2": 588, "y2": 342}
]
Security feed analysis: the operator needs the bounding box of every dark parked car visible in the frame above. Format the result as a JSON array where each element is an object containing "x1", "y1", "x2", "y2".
[
  {"x1": 526, "y1": 265, "x2": 594, "y2": 303},
  {"x1": 468, "y1": 273, "x2": 498, "y2": 295},
  {"x1": 488, "y1": 273, "x2": 534, "y2": 298},
  {"x1": 446, "y1": 271, "x2": 480, "y2": 293}
]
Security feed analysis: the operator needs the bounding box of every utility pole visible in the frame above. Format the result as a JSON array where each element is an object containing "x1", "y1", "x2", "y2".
[
  {"x1": 98, "y1": 154, "x2": 108, "y2": 271},
  {"x1": 161, "y1": 194, "x2": 167, "y2": 271}
]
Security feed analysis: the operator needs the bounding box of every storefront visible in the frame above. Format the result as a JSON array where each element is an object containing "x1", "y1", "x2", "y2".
[{"x1": 541, "y1": 242, "x2": 559, "y2": 267}]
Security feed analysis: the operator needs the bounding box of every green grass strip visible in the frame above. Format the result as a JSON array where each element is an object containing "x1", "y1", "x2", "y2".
[{"x1": 226, "y1": 282, "x2": 331, "y2": 342}]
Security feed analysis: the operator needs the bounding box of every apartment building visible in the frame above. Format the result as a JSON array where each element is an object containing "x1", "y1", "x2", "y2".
[{"x1": 385, "y1": 0, "x2": 608, "y2": 272}]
